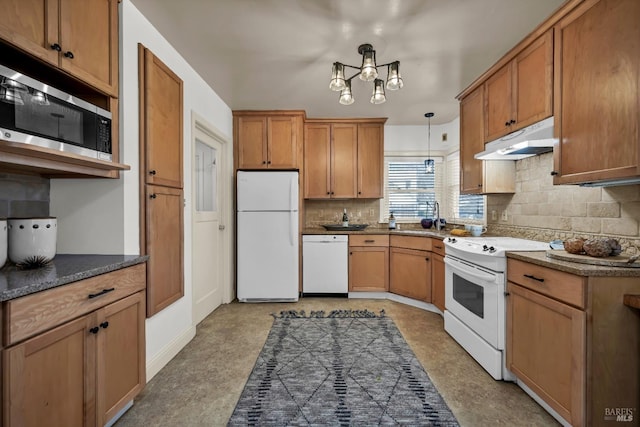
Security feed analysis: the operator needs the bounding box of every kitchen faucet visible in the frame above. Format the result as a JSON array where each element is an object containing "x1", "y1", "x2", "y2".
[{"x1": 433, "y1": 201, "x2": 442, "y2": 231}]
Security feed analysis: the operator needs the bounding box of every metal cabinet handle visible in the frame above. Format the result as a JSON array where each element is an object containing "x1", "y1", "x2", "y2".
[
  {"x1": 510, "y1": 119, "x2": 516, "y2": 124},
  {"x1": 63, "y1": 51, "x2": 74, "y2": 59},
  {"x1": 88, "y1": 287, "x2": 115, "y2": 299},
  {"x1": 434, "y1": 245, "x2": 443, "y2": 250},
  {"x1": 149, "y1": 194, "x2": 157, "y2": 199},
  {"x1": 364, "y1": 239, "x2": 375, "y2": 243},
  {"x1": 50, "y1": 43, "x2": 62, "y2": 51},
  {"x1": 425, "y1": 257, "x2": 430, "y2": 261},
  {"x1": 523, "y1": 274, "x2": 544, "y2": 283},
  {"x1": 100, "y1": 321, "x2": 109, "y2": 329},
  {"x1": 89, "y1": 326, "x2": 99, "y2": 334},
  {"x1": 149, "y1": 170, "x2": 157, "y2": 175}
]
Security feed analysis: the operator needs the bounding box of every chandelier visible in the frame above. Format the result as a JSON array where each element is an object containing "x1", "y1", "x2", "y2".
[{"x1": 329, "y1": 43, "x2": 403, "y2": 105}]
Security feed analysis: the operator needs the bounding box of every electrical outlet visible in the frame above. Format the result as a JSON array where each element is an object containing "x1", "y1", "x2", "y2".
[
  {"x1": 491, "y1": 210, "x2": 497, "y2": 221},
  {"x1": 501, "y1": 211, "x2": 508, "y2": 221},
  {"x1": 369, "y1": 209, "x2": 375, "y2": 217}
]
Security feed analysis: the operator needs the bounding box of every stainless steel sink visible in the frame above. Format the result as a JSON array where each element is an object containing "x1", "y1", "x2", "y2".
[{"x1": 321, "y1": 224, "x2": 369, "y2": 231}]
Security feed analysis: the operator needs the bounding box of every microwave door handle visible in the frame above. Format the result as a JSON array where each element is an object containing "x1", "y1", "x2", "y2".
[{"x1": 444, "y1": 257, "x2": 497, "y2": 282}]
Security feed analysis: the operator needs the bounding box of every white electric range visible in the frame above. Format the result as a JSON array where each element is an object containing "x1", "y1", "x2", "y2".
[{"x1": 443, "y1": 236, "x2": 549, "y2": 380}]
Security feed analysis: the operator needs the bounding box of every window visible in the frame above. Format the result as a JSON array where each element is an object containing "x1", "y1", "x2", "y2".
[
  {"x1": 380, "y1": 156, "x2": 443, "y2": 221},
  {"x1": 380, "y1": 152, "x2": 485, "y2": 224}
]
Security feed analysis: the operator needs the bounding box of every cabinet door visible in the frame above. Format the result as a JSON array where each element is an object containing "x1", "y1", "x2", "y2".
[
  {"x1": 431, "y1": 252, "x2": 445, "y2": 312},
  {"x1": 389, "y1": 247, "x2": 431, "y2": 302},
  {"x1": 268, "y1": 116, "x2": 297, "y2": 168},
  {"x1": 331, "y1": 124, "x2": 358, "y2": 198},
  {"x1": 460, "y1": 86, "x2": 484, "y2": 194},
  {"x1": 484, "y1": 63, "x2": 513, "y2": 142},
  {"x1": 141, "y1": 46, "x2": 184, "y2": 189},
  {"x1": 304, "y1": 123, "x2": 331, "y2": 198},
  {"x1": 513, "y1": 30, "x2": 553, "y2": 129},
  {"x1": 0, "y1": 0, "x2": 59, "y2": 66},
  {"x1": 553, "y1": 0, "x2": 640, "y2": 184},
  {"x1": 507, "y1": 282, "x2": 585, "y2": 426},
  {"x1": 59, "y1": 0, "x2": 118, "y2": 95},
  {"x1": 348, "y1": 247, "x2": 389, "y2": 292},
  {"x1": 96, "y1": 292, "x2": 146, "y2": 425},
  {"x1": 357, "y1": 123, "x2": 384, "y2": 198},
  {"x1": 146, "y1": 185, "x2": 184, "y2": 317},
  {"x1": 3, "y1": 314, "x2": 96, "y2": 427},
  {"x1": 237, "y1": 116, "x2": 267, "y2": 169}
]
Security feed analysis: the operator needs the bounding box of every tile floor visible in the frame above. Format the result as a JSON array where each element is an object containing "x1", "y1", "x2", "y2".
[{"x1": 115, "y1": 298, "x2": 558, "y2": 426}]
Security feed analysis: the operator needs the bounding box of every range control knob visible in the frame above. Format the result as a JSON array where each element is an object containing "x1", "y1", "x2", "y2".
[
  {"x1": 447, "y1": 237, "x2": 457, "y2": 243},
  {"x1": 482, "y1": 245, "x2": 489, "y2": 251},
  {"x1": 489, "y1": 246, "x2": 496, "y2": 253}
]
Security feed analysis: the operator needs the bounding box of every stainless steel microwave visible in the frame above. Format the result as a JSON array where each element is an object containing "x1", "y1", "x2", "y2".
[{"x1": 0, "y1": 64, "x2": 112, "y2": 161}]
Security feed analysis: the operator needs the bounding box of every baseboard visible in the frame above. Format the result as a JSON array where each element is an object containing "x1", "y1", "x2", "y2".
[
  {"x1": 348, "y1": 292, "x2": 443, "y2": 315},
  {"x1": 146, "y1": 325, "x2": 196, "y2": 381}
]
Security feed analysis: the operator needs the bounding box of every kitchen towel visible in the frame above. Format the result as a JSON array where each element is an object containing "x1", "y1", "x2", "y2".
[{"x1": 228, "y1": 309, "x2": 459, "y2": 426}]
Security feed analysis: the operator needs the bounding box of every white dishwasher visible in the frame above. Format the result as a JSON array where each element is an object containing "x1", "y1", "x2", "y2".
[{"x1": 302, "y1": 235, "x2": 349, "y2": 295}]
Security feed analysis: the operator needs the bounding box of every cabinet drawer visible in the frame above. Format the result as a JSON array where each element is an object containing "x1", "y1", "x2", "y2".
[
  {"x1": 390, "y1": 235, "x2": 432, "y2": 251},
  {"x1": 349, "y1": 234, "x2": 389, "y2": 247},
  {"x1": 507, "y1": 259, "x2": 586, "y2": 309},
  {"x1": 4, "y1": 264, "x2": 146, "y2": 346},
  {"x1": 431, "y1": 239, "x2": 446, "y2": 256}
]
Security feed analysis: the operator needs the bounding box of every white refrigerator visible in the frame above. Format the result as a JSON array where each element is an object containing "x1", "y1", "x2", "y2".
[{"x1": 236, "y1": 171, "x2": 299, "y2": 301}]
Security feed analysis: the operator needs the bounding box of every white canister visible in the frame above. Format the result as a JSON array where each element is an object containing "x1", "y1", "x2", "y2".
[
  {"x1": 8, "y1": 217, "x2": 57, "y2": 264},
  {"x1": 0, "y1": 219, "x2": 6, "y2": 268}
]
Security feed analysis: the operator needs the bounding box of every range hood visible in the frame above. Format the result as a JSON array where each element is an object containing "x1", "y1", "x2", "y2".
[{"x1": 475, "y1": 116, "x2": 556, "y2": 160}]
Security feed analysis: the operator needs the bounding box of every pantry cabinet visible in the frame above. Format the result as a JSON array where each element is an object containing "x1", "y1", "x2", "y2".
[
  {"x1": 506, "y1": 256, "x2": 640, "y2": 426},
  {"x1": 0, "y1": 0, "x2": 119, "y2": 96},
  {"x1": 304, "y1": 118, "x2": 385, "y2": 199},
  {"x1": 389, "y1": 236, "x2": 432, "y2": 302},
  {"x1": 348, "y1": 235, "x2": 389, "y2": 292},
  {"x1": 459, "y1": 86, "x2": 515, "y2": 194},
  {"x1": 234, "y1": 111, "x2": 304, "y2": 170},
  {"x1": 484, "y1": 30, "x2": 553, "y2": 142},
  {"x1": 2, "y1": 265, "x2": 146, "y2": 427},
  {"x1": 552, "y1": 0, "x2": 640, "y2": 185}
]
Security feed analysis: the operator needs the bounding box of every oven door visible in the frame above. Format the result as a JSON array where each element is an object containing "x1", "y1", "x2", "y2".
[{"x1": 444, "y1": 255, "x2": 503, "y2": 348}]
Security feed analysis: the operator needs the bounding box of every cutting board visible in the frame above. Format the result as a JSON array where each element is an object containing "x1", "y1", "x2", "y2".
[{"x1": 546, "y1": 250, "x2": 640, "y2": 268}]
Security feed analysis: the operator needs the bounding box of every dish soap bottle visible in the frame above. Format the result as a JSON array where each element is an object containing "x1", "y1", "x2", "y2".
[
  {"x1": 342, "y1": 209, "x2": 349, "y2": 227},
  {"x1": 388, "y1": 212, "x2": 396, "y2": 229}
]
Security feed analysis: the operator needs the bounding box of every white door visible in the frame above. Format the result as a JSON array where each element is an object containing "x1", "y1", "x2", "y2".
[{"x1": 192, "y1": 124, "x2": 224, "y2": 324}]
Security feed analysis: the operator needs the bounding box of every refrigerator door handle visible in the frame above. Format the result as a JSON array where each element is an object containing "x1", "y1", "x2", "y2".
[
  {"x1": 290, "y1": 209, "x2": 295, "y2": 246},
  {"x1": 290, "y1": 174, "x2": 296, "y2": 211}
]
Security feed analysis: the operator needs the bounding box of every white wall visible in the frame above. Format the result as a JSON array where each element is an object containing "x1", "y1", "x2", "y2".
[
  {"x1": 384, "y1": 117, "x2": 460, "y2": 154},
  {"x1": 51, "y1": 0, "x2": 233, "y2": 379}
]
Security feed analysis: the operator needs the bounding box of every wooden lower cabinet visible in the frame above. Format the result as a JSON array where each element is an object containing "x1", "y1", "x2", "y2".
[
  {"x1": 348, "y1": 235, "x2": 389, "y2": 292},
  {"x1": 506, "y1": 258, "x2": 640, "y2": 426},
  {"x1": 2, "y1": 266, "x2": 146, "y2": 427},
  {"x1": 431, "y1": 251, "x2": 445, "y2": 312},
  {"x1": 389, "y1": 247, "x2": 431, "y2": 302}
]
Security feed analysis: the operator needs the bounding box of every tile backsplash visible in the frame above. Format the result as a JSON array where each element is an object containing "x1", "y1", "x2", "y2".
[
  {"x1": 487, "y1": 152, "x2": 640, "y2": 254},
  {"x1": 0, "y1": 173, "x2": 50, "y2": 218},
  {"x1": 304, "y1": 199, "x2": 382, "y2": 229}
]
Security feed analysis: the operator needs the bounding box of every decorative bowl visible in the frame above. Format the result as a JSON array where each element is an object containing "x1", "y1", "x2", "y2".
[{"x1": 420, "y1": 218, "x2": 433, "y2": 229}]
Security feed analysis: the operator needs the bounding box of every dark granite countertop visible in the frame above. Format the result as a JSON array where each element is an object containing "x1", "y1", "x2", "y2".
[
  {"x1": 302, "y1": 227, "x2": 449, "y2": 239},
  {"x1": 0, "y1": 254, "x2": 149, "y2": 302},
  {"x1": 507, "y1": 251, "x2": 640, "y2": 277}
]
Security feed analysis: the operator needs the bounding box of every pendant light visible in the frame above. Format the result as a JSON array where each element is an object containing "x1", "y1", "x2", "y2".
[{"x1": 425, "y1": 112, "x2": 435, "y2": 174}]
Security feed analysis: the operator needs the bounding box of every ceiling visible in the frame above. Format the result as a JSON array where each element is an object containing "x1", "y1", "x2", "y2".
[{"x1": 129, "y1": 0, "x2": 566, "y2": 125}]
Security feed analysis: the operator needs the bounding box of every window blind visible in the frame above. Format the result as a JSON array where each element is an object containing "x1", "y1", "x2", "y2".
[{"x1": 445, "y1": 151, "x2": 485, "y2": 223}]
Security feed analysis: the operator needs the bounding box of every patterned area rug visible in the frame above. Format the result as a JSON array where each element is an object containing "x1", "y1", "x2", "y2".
[{"x1": 229, "y1": 309, "x2": 459, "y2": 426}]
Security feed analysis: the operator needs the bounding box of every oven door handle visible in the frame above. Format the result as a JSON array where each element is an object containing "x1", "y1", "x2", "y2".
[{"x1": 444, "y1": 257, "x2": 497, "y2": 282}]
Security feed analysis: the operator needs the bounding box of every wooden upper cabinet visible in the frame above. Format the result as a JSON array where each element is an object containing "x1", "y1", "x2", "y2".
[
  {"x1": 234, "y1": 111, "x2": 303, "y2": 170},
  {"x1": 0, "y1": 0, "x2": 119, "y2": 96},
  {"x1": 303, "y1": 119, "x2": 385, "y2": 199},
  {"x1": 460, "y1": 73, "x2": 516, "y2": 195},
  {"x1": 304, "y1": 123, "x2": 331, "y2": 198},
  {"x1": 357, "y1": 123, "x2": 384, "y2": 198},
  {"x1": 552, "y1": 0, "x2": 640, "y2": 185},
  {"x1": 331, "y1": 124, "x2": 358, "y2": 199},
  {"x1": 484, "y1": 30, "x2": 553, "y2": 142},
  {"x1": 460, "y1": 86, "x2": 485, "y2": 194},
  {"x1": 141, "y1": 46, "x2": 184, "y2": 189}
]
